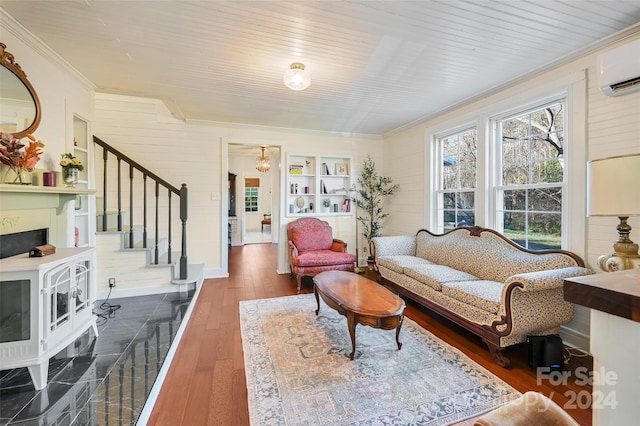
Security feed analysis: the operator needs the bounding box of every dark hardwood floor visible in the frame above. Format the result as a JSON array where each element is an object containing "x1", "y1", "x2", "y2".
[{"x1": 148, "y1": 243, "x2": 592, "y2": 425}]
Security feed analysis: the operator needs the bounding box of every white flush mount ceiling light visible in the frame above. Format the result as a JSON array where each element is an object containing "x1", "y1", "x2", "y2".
[{"x1": 283, "y1": 62, "x2": 310, "y2": 91}]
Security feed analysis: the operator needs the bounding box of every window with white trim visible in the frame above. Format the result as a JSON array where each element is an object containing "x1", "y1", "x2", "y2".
[
  {"x1": 494, "y1": 100, "x2": 565, "y2": 249},
  {"x1": 435, "y1": 127, "x2": 477, "y2": 232},
  {"x1": 244, "y1": 178, "x2": 259, "y2": 212}
]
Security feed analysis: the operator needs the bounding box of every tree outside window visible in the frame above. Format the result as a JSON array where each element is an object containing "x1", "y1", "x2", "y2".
[
  {"x1": 435, "y1": 128, "x2": 477, "y2": 233},
  {"x1": 496, "y1": 101, "x2": 564, "y2": 250}
]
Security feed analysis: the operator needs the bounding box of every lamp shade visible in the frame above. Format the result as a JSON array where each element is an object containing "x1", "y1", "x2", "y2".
[
  {"x1": 587, "y1": 153, "x2": 640, "y2": 216},
  {"x1": 283, "y1": 62, "x2": 310, "y2": 91}
]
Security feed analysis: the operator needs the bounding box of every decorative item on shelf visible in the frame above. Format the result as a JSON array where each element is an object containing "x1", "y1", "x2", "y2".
[
  {"x1": 335, "y1": 162, "x2": 349, "y2": 176},
  {"x1": 0, "y1": 132, "x2": 44, "y2": 185},
  {"x1": 43, "y1": 171, "x2": 56, "y2": 187},
  {"x1": 256, "y1": 146, "x2": 270, "y2": 173},
  {"x1": 59, "y1": 152, "x2": 83, "y2": 187},
  {"x1": 587, "y1": 153, "x2": 640, "y2": 271},
  {"x1": 29, "y1": 244, "x2": 56, "y2": 257},
  {"x1": 283, "y1": 62, "x2": 310, "y2": 91},
  {"x1": 295, "y1": 196, "x2": 306, "y2": 213},
  {"x1": 289, "y1": 164, "x2": 303, "y2": 175},
  {"x1": 322, "y1": 198, "x2": 331, "y2": 212}
]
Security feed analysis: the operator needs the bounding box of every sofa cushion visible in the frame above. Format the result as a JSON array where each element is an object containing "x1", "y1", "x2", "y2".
[
  {"x1": 294, "y1": 250, "x2": 356, "y2": 267},
  {"x1": 404, "y1": 264, "x2": 479, "y2": 291},
  {"x1": 441, "y1": 280, "x2": 503, "y2": 314},
  {"x1": 416, "y1": 229, "x2": 579, "y2": 282},
  {"x1": 377, "y1": 255, "x2": 432, "y2": 274}
]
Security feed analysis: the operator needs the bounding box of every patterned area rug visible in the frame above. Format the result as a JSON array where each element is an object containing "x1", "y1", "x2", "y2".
[{"x1": 240, "y1": 294, "x2": 520, "y2": 425}]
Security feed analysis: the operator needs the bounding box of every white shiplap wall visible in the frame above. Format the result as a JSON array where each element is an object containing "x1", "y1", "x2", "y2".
[
  {"x1": 587, "y1": 36, "x2": 640, "y2": 271},
  {"x1": 94, "y1": 93, "x2": 383, "y2": 279},
  {"x1": 383, "y1": 33, "x2": 640, "y2": 351}
]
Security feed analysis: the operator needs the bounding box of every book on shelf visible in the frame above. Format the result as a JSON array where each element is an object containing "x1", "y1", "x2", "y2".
[
  {"x1": 342, "y1": 198, "x2": 350, "y2": 212},
  {"x1": 322, "y1": 163, "x2": 331, "y2": 175},
  {"x1": 289, "y1": 164, "x2": 304, "y2": 174}
]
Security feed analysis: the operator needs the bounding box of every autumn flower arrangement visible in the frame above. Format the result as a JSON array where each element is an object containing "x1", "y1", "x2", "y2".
[{"x1": 0, "y1": 132, "x2": 45, "y2": 184}]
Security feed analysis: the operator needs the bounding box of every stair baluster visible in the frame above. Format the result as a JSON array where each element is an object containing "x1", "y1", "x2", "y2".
[
  {"x1": 154, "y1": 181, "x2": 159, "y2": 265},
  {"x1": 117, "y1": 158, "x2": 123, "y2": 231},
  {"x1": 168, "y1": 190, "x2": 172, "y2": 265},
  {"x1": 180, "y1": 184, "x2": 188, "y2": 279},
  {"x1": 129, "y1": 164, "x2": 134, "y2": 249},
  {"x1": 102, "y1": 146, "x2": 108, "y2": 233},
  {"x1": 143, "y1": 174, "x2": 148, "y2": 249}
]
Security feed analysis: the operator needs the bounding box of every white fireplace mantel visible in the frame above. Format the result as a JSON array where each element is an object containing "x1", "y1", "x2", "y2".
[
  {"x1": 0, "y1": 184, "x2": 94, "y2": 196},
  {"x1": 0, "y1": 185, "x2": 95, "y2": 248}
]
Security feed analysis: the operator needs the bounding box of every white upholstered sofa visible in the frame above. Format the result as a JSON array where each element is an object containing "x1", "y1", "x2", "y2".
[{"x1": 371, "y1": 226, "x2": 591, "y2": 367}]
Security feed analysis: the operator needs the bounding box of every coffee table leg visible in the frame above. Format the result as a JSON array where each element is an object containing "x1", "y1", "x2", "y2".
[
  {"x1": 395, "y1": 314, "x2": 404, "y2": 350},
  {"x1": 314, "y1": 285, "x2": 320, "y2": 315},
  {"x1": 347, "y1": 312, "x2": 357, "y2": 360}
]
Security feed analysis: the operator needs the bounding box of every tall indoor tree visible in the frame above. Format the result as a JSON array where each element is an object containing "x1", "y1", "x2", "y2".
[{"x1": 353, "y1": 155, "x2": 399, "y2": 261}]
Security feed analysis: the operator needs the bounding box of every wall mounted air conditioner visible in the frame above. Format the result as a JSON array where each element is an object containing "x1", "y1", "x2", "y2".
[{"x1": 597, "y1": 38, "x2": 640, "y2": 97}]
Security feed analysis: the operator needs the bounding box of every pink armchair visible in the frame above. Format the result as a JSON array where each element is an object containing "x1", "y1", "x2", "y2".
[{"x1": 288, "y1": 217, "x2": 357, "y2": 293}]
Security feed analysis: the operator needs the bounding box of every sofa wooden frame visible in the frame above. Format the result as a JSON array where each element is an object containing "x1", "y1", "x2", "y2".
[{"x1": 371, "y1": 226, "x2": 586, "y2": 367}]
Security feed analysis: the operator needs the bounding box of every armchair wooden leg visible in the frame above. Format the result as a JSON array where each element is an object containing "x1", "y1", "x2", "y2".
[{"x1": 296, "y1": 275, "x2": 303, "y2": 293}]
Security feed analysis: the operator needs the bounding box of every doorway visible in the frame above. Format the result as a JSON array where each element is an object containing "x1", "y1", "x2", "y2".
[{"x1": 228, "y1": 143, "x2": 280, "y2": 246}]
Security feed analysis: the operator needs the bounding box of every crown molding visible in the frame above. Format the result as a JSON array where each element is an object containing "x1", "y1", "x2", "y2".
[{"x1": 1, "y1": 7, "x2": 94, "y2": 91}]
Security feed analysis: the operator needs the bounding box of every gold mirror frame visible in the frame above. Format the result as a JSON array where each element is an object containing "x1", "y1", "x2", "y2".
[{"x1": 0, "y1": 43, "x2": 42, "y2": 138}]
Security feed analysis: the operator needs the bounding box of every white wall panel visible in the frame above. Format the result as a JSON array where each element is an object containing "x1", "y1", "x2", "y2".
[
  {"x1": 94, "y1": 93, "x2": 383, "y2": 277},
  {"x1": 382, "y1": 34, "x2": 640, "y2": 352}
]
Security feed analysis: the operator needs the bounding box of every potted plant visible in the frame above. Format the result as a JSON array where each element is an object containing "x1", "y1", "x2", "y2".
[
  {"x1": 352, "y1": 155, "x2": 399, "y2": 264},
  {"x1": 322, "y1": 198, "x2": 331, "y2": 213}
]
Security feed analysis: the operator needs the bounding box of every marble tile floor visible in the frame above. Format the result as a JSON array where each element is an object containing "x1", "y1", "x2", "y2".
[{"x1": 0, "y1": 290, "x2": 194, "y2": 425}]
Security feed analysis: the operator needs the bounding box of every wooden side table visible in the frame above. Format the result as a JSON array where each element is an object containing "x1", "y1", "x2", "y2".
[{"x1": 564, "y1": 269, "x2": 640, "y2": 426}]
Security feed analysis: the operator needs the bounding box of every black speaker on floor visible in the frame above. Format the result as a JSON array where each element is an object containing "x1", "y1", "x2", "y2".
[{"x1": 527, "y1": 334, "x2": 564, "y2": 373}]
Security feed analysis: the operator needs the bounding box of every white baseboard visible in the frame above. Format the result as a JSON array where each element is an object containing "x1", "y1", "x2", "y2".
[
  {"x1": 204, "y1": 267, "x2": 227, "y2": 278},
  {"x1": 559, "y1": 325, "x2": 590, "y2": 352}
]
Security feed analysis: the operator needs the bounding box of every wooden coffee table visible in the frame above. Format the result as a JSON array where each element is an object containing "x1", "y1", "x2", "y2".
[{"x1": 313, "y1": 270, "x2": 405, "y2": 360}]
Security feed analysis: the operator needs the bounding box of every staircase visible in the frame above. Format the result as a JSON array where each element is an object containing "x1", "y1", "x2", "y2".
[{"x1": 93, "y1": 136, "x2": 203, "y2": 296}]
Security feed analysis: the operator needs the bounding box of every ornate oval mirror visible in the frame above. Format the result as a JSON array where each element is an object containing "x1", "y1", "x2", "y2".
[{"x1": 0, "y1": 43, "x2": 41, "y2": 138}]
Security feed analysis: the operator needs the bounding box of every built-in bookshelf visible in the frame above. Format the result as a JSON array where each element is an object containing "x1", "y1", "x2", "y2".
[
  {"x1": 286, "y1": 154, "x2": 353, "y2": 217},
  {"x1": 70, "y1": 114, "x2": 94, "y2": 248}
]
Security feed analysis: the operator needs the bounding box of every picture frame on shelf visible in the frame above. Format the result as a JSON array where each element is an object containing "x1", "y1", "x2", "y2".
[{"x1": 335, "y1": 162, "x2": 349, "y2": 175}]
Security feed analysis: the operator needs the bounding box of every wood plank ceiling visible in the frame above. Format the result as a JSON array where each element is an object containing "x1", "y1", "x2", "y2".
[{"x1": 3, "y1": 1, "x2": 640, "y2": 136}]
